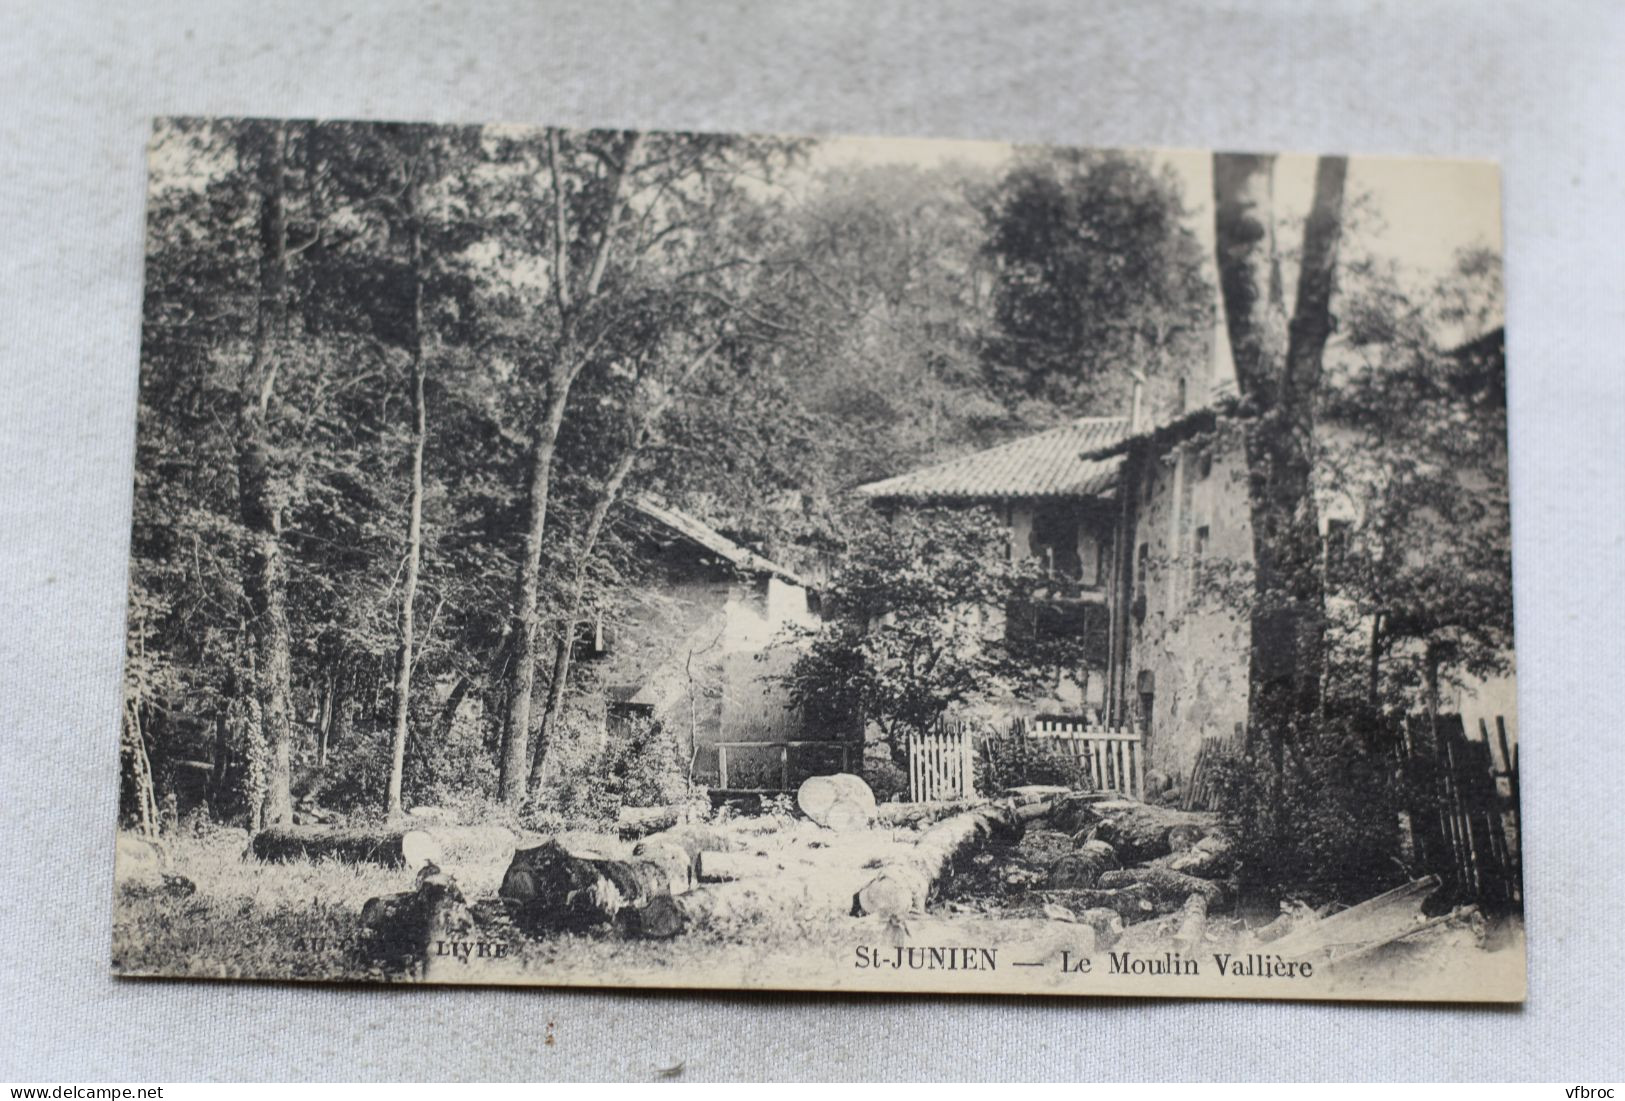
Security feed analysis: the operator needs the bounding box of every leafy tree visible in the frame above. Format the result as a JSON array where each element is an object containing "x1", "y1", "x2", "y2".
[
  {"x1": 476, "y1": 126, "x2": 801, "y2": 806},
  {"x1": 1318, "y1": 249, "x2": 1511, "y2": 720},
  {"x1": 980, "y1": 149, "x2": 1211, "y2": 415},
  {"x1": 778, "y1": 507, "x2": 1089, "y2": 764}
]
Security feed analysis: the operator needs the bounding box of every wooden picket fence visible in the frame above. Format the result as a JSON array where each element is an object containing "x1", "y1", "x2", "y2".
[
  {"x1": 1029, "y1": 716, "x2": 1144, "y2": 799},
  {"x1": 1398, "y1": 713, "x2": 1522, "y2": 911},
  {"x1": 907, "y1": 723, "x2": 975, "y2": 802}
]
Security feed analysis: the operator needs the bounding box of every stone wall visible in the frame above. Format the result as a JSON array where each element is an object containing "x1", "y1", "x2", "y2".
[
  {"x1": 1126, "y1": 418, "x2": 1253, "y2": 782},
  {"x1": 595, "y1": 563, "x2": 818, "y2": 788}
]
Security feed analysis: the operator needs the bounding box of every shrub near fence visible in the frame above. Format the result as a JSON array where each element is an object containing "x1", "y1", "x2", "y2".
[{"x1": 1027, "y1": 716, "x2": 1143, "y2": 799}]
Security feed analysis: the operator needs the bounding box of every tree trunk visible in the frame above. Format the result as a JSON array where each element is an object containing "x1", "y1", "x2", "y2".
[
  {"x1": 854, "y1": 803, "x2": 1022, "y2": 917},
  {"x1": 532, "y1": 628, "x2": 573, "y2": 769},
  {"x1": 1212, "y1": 153, "x2": 1347, "y2": 768},
  {"x1": 122, "y1": 698, "x2": 160, "y2": 838},
  {"x1": 315, "y1": 670, "x2": 334, "y2": 769},
  {"x1": 499, "y1": 130, "x2": 642, "y2": 807},
  {"x1": 387, "y1": 164, "x2": 428, "y2": 822},
  {"x1": 1096, "y1": 866, "x2": 1228, "y2": 911},
  {"x1": 529, "y1": 393, "x2": 663, "y2": 793},
  {"x1": 498, "y1": 399, "x2": 567, "y2": 806},
  {"x1": 238, "y1": 121, "x2": 295, "y2": 829}
]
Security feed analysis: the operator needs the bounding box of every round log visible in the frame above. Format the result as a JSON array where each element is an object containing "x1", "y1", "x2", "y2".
[
  {"x1": 1171, "y1": 892, "x2": 1209, "y2": 954},
  {"x1": 694, "y1": 850, "x2": 785, "y2": 883},
  {"x1": 1165, "y1": 833, "x2": 1234, "y2": 878},
  {"x1": 1088, "y1": 802, "x2": 1216, "y2": 864},
  {"x1": 634, "y1": 824, "x2": 744, "y2": 865},
  {"x1": 634, "y1": 841, "x2": 694, "y2": 894},
  {"x1": 500, "y1": 840, "x2": 674, "y2": 932},
  {"x1": 874, "y1": 799, "x2": 983, "y2": 829},
  {"x1": 854, "y1": 803, "x2": 1022, "y2": 918},
  {"x1": 1047, "y1": 852, "x2": 1100, "y2": 889},
  {"x1": 824, "y1": 798, "x2": 870, "y2": 832},
  {"x1": 797, "y1": 773, "x2": 875, "y2": 827},
  {"x1": 1096, "y1": 866, "x2": 1228, "y2": 911},
  {"x1": 673, "y1": 867, "x2": 873, "y2": 930},
  {"x1": 250, "y1": 825, "x2": 444, "y2": 870},
  {"x1": 361, "y1": 870, "x2": 474, "y2": 966}
]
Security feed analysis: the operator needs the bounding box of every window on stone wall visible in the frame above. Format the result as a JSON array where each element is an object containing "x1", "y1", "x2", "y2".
[
  {"x1": 1030, "y1": 503, "x2": 1083, "y2": 583},
  {"x1": 1195, "y1": 524, "x2": 1210, "y2": 557}
]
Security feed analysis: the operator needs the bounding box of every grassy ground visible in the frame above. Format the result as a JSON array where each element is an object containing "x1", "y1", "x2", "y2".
[
  {"x1": 110, "y1": 822, "x2": 883, "y2": 984},
  {"x1": 112, "y1": 832, "x2": 431, "y2": 982},
  {"x1": 112, "y1": 822, "x2": 1523, "y2": 998}
]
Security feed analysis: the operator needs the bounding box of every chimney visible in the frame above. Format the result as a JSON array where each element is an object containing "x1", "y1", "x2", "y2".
[{"x1": 1128, "y1": 369, "x2": 1148, "y2": 432}]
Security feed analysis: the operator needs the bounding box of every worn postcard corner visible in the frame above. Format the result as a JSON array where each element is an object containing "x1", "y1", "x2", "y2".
[{"x1": 115, "y1": 117, "x2": 1522, "y2": 1003}]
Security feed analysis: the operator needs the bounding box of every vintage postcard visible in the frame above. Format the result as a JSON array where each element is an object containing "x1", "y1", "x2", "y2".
[{"x1": 114, "y1": 117, "x2": 1522, "y2": 1002}]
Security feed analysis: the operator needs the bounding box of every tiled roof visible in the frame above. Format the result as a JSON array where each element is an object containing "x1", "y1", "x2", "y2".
[
  {"x1": 854, "y1": 417, "x2": 1130, "y2": 503},
  {"x1": 628, "y1": 496, "x2": 809, "y2": 587}
]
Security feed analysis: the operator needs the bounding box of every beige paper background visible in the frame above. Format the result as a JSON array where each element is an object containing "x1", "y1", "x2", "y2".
[{"x1": 1, "y1": 0, "x2": 1621, "y2": 1081}]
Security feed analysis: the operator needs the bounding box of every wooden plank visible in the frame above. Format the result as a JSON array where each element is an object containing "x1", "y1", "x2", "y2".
[
  {"x1": 1270, "y1": 875, "x2": 1441, "y2": 956},
  {"x1": 718, "y1": 744, "x2": 730, "y2": 790}
]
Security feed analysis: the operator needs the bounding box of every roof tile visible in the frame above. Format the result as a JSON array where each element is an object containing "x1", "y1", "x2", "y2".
[{"x1": 854, "y1": 417, "x2": 1129, "y2": 502}]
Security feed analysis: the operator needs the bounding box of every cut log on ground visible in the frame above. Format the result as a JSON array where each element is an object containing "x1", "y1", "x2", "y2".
[
  {"x1": 1162, "y1": 833, "x2": 1234, "y2": 878},
  {"x1": 1005, "y1": 785, "x2": 1071, "y2": 804},
  {"x1": 633, "y1": 824, "x2": 746, "y2": 866},
  {"x1": 854, "y1": 803, "x2": 1022, "y2": 918},
  {"x1": 1039, "y1": 884, "x2": 1163, "y2": 922},
  {"x1": 615, "y1": 804, "x2": 684, "y2": 838},
  {"x1": 1045, "y1": 842, "x2": 1115, "y2": 889},
  {"x1": 874, "y1": 800, "x2": 983, "y2": 829},
  {"x1": 361, "y1": 868, "x2": 475, "y2": 967},
  {"x1": 1085, "y1": 801, "x2": 1217, "y2": 864},
  {"x1": 1171, "y1": 892, "x2": 1209, "y2": 954},
  {"x1": 1014, "y1": 798, "x2": 1063, "y2": 823},
  {"x1": 694, "y1": 850, "x2": 790, "y2": 883},
  {"x1": 499, "y1": 840, "x2": 675, "y2": 933},
  {"x1": 612, "y1": 894, "x2": 687, "y2": 939},
  {"x1": 1045, "y1": 792, "x2": 1114, "y2": 834},
  {"x1": 796, "y1": 773, "x2": 876, "y2": 829},
  {"x1": 630, "y1": 841, "x2": 693, "y2": 895},
  {"x1": 250, "y1": 825, "x2": 444, "y2": 870},
  {"x1": 1096, "y1": 867, "x2": 1229, "y2": 911}
]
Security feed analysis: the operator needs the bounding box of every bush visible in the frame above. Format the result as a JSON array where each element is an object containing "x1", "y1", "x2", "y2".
[
  {"x1": 529, "y1": 710, "x2": 686, "y2": 830},
  {"x1": 1213, "y1": 719, "x2": 1403, "y2": 907},
  {"x1": 862, "y1": 758, "x2": 909, "y2": 802},
  {"x1": 975, "y1": 723, "x2": 1093, "y2": 795}
]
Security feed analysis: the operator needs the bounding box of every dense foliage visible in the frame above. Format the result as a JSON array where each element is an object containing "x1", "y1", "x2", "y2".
[
  {"x1": 776, "y1": 507, "x2": 1092, "y2": 764},
  {"x1": 126, "y1": 123, "x2": 1209, "y2": 828}
]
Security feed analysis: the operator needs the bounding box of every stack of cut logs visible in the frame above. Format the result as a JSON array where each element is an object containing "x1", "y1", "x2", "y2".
[
  {"x1": 356, "y1": 774, "x2": 1239, "y2": 962},
  {"x1": 1033, "y1": 795, "x2": 1234, "y2": 951}
]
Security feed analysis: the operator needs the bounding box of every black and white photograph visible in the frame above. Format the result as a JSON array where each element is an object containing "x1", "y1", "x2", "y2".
[{"x1": 109, "y1": 117, "x2": 1523, "y2": 1002}]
